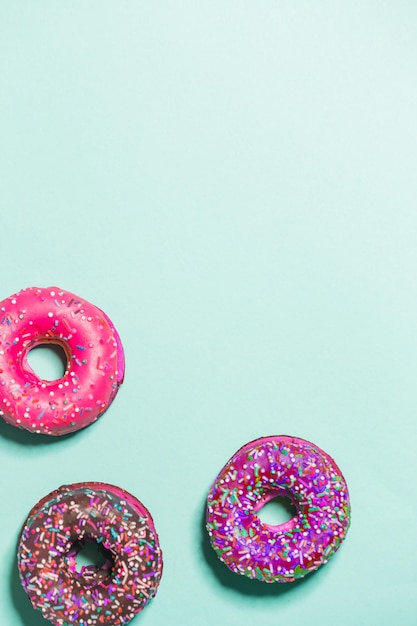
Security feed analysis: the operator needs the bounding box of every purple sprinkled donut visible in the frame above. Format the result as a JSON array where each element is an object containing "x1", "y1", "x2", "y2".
[
  {"x1": 17, "y1": 482, "x2": 163, "y2": 625},
  {"x1": 206, "y1": 435, "x2": 351, "y2": 583},
  {"x1": 0, "y1": 286, "x2": 125, "y2": 435}
]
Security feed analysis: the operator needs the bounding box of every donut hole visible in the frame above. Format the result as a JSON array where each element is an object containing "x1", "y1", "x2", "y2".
[
  {"x1": 257, "y1": 494, "x2": 298, "y2": 528},
  {"x1": 71, "y1": 539, "x2": 114, "y2": 578},
  {"x1": 26, "y1": 342, "x2": 68, "y2": 381}
]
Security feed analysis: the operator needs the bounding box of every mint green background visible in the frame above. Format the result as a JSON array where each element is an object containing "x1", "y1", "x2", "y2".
[{"x1": 0, "y1": 2, "x2": 416, "y2": 625}]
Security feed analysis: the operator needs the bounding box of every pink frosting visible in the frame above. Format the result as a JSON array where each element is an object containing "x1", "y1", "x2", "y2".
[
  {"x1": 206, "y1": 435, "x2": 351, "y2": 583},
  {"x1": 0, "y1": 286, "x2": 125, "y2": 435}
]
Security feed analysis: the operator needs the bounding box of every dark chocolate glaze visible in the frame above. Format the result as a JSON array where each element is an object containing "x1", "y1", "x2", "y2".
[{"x1": 18, "y1": 483, "x2": 163, "y2": 625}]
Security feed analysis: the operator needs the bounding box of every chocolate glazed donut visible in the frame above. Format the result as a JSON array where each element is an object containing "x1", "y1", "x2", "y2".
[{"x1": 17, "y1": 482, "x2": 163, "y2": 625}]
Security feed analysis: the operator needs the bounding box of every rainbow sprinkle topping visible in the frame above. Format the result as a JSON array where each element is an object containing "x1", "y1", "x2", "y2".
[
  {"x1": 0, "y1": 286, "x2": 124, "y2": 435},
  {"x1": 206, "y1": 435, "x2": 351, "y2": 583},
  {"x1": 18, "y1": 483, "x2": 163, "y2": 625}
]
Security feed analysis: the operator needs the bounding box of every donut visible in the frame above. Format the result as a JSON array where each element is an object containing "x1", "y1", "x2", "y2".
[
  {"x1": 0, "y1": 286, "x2": 124, "y2": 435},
  {"x1": 17, "y1": 482, "x2": 163, "y2": 626},
  {"x1": 206, "y1": 435, "x2": 351, "y2": 583}
]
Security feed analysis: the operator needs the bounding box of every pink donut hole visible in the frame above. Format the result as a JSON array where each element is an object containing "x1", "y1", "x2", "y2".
[
  {"x1": 25, "y1": 340, "x2": 70, "y2": 382},
  {"x1": 254, "y1": 488, "x2": 300, "y2": 533}
]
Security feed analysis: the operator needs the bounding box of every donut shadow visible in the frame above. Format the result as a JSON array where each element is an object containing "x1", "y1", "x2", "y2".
[
  {"x1": 10, "y1": 551, "x2": 48, "y2": 626},
  {"x1": 0, "y1": 416, "x2": 79, "y2": 446},
  {"x1": 199, "y1": 497, "x2": 321, "y2": 597}
]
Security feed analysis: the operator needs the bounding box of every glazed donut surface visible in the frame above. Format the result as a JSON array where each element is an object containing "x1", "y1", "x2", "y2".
[
  {"x1": 206, "y1": 435, "x2": 351, "y2": 583},
  {"x1": 17, "y1": 482, "x2": 163, "y2": 626},
  {"x1": 0, "y1": 286, "x2": 124, "y2": 435}
]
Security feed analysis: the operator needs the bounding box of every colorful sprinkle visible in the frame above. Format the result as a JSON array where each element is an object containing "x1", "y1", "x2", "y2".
[
  {"x1": 18, "y1": 482, "x2": 163, "y2": 625},
  {"x1": 0, "y1": 287, "x2": 125, "y2": 435},
  {"x1": 206, "y1": 435, "x2": 351, "y2": 583}
]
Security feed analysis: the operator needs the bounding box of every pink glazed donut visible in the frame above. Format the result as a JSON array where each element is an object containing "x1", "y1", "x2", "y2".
[
  {"x1": 206, "y1": 436, "x2": 351, "y2": 583},
  {"x1": 0, "y1": 286, "x2": 124, "y2": 435}
]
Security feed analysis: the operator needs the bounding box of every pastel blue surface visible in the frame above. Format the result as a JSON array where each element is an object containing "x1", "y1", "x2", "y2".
[{"x1": 0, "y1": 2, "x2": 416, "y2": 625}]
